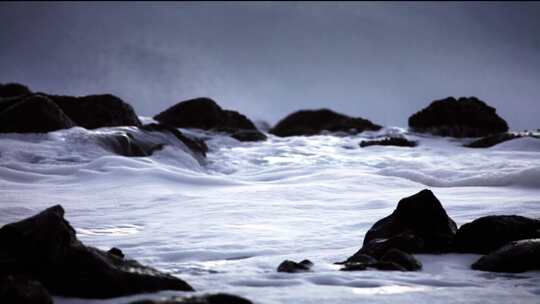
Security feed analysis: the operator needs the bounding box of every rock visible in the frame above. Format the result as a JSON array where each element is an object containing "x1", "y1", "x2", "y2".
[
  {"x1": 277, "y1": 259, "x2": 313, "y2": 273},
  {"x1": 154, "y1": 98, "x2": 265, "y2": 141},
  {"x1": 231, "y1": 129, "x2": 268, "y2": 142},
  {"x1": 140, "y1": 123, "x2": 208, "y2": 156},
  {"x1": 471, "y1": 239, "x2": 540, "y2": 273},
  {"x1": 409, "y1": 97, "x2": 508, "y2": 137},
  {"x1": 464, "y1": 133, "x2": 522, "y2": 148},
  {"x1": 45, "y1": 94, "x2": 142, "y2": 129},
  {"x1": 0, "y1": 95, "x2": 75, "y2": 133},
  {"x1": 362, "y1": 189, "x2": 457, "y2": 254},
  {"x1": 95, "y1": 131, "x2": 164, "y2": 157},
  {"x1": 380, "y1": 249, "x2": 422, "y2": 271},
  {"x1": 454, "y1": 215, "x2": 540, "y2": 254},
  {"x1": 129, "y1": 293, "x2": 253, "y2": 304},
  {"x1": 107, "y1": 247, "x2": 125, "y2": 259},
  {"x1": 0, "y1": 205, "x2": 193, "y2": 298},
  {"x1": 340, "y1": 263, "x2": 368, "y2": 271},
  {"x1": 371, "y1": 261, "x2": 408, "y2": 271},
  {"x1": 270, "y1": 109, "x2": 381, "y2": 137},
  {"x1": 0, "y1": 83, "x2": 32, "y2": 98},
  {"x1": 353, "y1": 232, "x2": 425, "y2": 259},
  {"x1": 360, "y1": 136, "x2": 417, "y2": 148},
  {"x1": 336, "y1": 253, "x2": 377, "y2": 265},
  {"x1": 0, "y1": 275, "x2": 53, "y2": 304}
]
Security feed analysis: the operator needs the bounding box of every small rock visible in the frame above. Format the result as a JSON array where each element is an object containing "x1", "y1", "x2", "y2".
[
  {"x1": 471, "y1": 239, "x2": 540, "y2": 273},
  {"x1": 277, "y1": 259, "x2": 313, "y2": 273},
  {"x1": 360, "y1": 137, "x2": 417, "y2": 148},
  {"x1": 464, "y1": 133, "x2": 521, "y2": 148}
]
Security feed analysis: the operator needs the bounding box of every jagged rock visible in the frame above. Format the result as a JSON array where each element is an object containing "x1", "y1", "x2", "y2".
[
  {"x1": 45, "y1": 94, "x2": 142, "y2": 129},
  {"x1": 0, "y1": 83, "x2": 31, "y2": 98},
  {"x1": 472, "y1": 239, "x2": 540, "y2": 273},
  {"x1": 0, "y1": 95, "x2": 75, "y2": 133},
  {"x1": 454, "y1": 215, "x2": 540, "y2": 254},
  {"x1": 270, "y1": 109, "x2": 381, "y2": 137},
  {"x1": 0, "y1": 275, "x2": 53, "y2": 304},
  {"x1": 129, "y1": 293, "x2": 253, "y2": 304},
  {"x1": 380, "y1": 248, "x2": 422, "y2": 271},
  {"x1": 277, "y1": 259, "x2": 313, "y2": 273},
  {"x1": 360, "y1": 136, "x2": 417, "y2": 148},
  {"x1": 465, "y1": 133, "x2": 522, "y2": 148},
  {"x1": 409, "y1": 97, "x2": 508, "y2": 137},
  {"x1": 153, "y1": 98, "x2": 265, "y2": 141},
  {"x1": 0, "y1": 205, "x2": 193, "y2": 298}
]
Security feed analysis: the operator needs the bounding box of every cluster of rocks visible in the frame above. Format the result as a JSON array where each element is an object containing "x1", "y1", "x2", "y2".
[{"x1": 359, "y1": 136, "x2": 417, "y2": 148}]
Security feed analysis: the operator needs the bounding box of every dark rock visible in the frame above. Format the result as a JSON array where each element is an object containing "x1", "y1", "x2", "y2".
[
  {"x1": 0, "y1": 275, "x2": 53, "y2": 304},
  {"x1": 0, "y1": 205, "x2": 193, "y2": 298},
  {"x1": 372, "y1": 261, "x2": 408, "y2": 271},
  {"x1": 380, "y1": 249, "x2": 422, "y2": 271},
  {"x1": 231, "y1": 129, "x2": 268, "y2": 142},
  {"x1": 45, "y1": 93, "x2": 142, "y2": 129},
  {"x1": 339, "y1": 263, "x2": 368, "y2": 271},
  {"x1": 270, "y1": 109, "x2": 381, "y2": 137},
  {"x1": 465, "y1": 133, "x2": 522, "y2": 148},
  {"x1": 360, "y1": 136, "x2": 417, "y2": 148},
  {"x1": 140, "y1": 123, "x2": 208, "y2": 156},
  {"x1": 277, "y1": 259, "x2": 313, "y2": 273},
  {"x1": 356, "y1": 232, "x2": 425, "y2": 259},
  {"x1": 454, "y1": 215, "x2": 540, "y2": 254},
  {"x1": 0, "y1": 83, "x2": 32, "y2": 98},
  {"x1": 108, "y1": 247, "x2": 125, "y2": 259},
  {"x1": 471, "y1": 239, "x2": 540, "y2": 273},
  {"x1": 336, "y1": 252, "x2": 378, "y2": 265},
  {"x1": 362, "y1": 189, "x2": 457, "y2": 254},
  {"x1": 128, "y1": 293, "x2": 253, "y2": 304},
  {"x1": 153, "y1": 98, "x2": 265, "y2": 141},
  {"x1": 95, "y1": 132, "x2": 164, "y2": 157},
  {"x1": 409, "y1": 97, "x2": 508, "y2": 137},
  {"x1": 0, "y1": 95, "x2": 75, "y2": 133}
]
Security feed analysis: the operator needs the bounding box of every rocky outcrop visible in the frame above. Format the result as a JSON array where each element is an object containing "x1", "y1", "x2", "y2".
[
  {"x1": 360, "y1": 136, "x2": 417, "y2": 148},
  {"x1": 464, "y1": 133, "x2": 522, "y2": 148},
  {"x1": 270, "y1": 109, "x2": 381, "y2": 137},
  {"x1": 129, "y1": 293, "x2": 253, "y2": 304},
  {"x1": 471, "y1": 239, "x2": 540, "y2": 273},
  {"x1": 0, "y1": 95, "x2": 75, "y2": 133},
  {"x1": 277, "y1": 259, "x2": 313, "y2": 273},
  {"x1": 338, "y1": 249, "x2": 421, "y2": 272},
  {"x1": 0, "y1": 83, "x2": 32, "y2": 98},
  {"x1": 154, "y1": 98, "x2": 266, "y2": 142},
  {"x1": 0, "y1": 205, "x2": 193, "y2": 298},
  {"x1": 0, "y1": 275, "x2": 53, "y2": 304},
  {"x1": 454, "y1": 215, "x2": 540, "y2": 254},
  {"x1": 409, "y1": 97, "x2": 508, "y2": 137}
]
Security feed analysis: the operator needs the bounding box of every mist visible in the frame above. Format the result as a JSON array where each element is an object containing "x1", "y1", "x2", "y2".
[{"x1": 1, "y1": 2, "x2": 539, "y2": 130}]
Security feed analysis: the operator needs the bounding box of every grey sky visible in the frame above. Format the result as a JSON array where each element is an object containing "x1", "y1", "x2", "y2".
[{"x1": 1, "y1": 2, "x2": 539, "y2": 130}]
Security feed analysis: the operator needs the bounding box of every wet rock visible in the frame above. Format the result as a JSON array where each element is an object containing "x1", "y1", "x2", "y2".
[
  {"x1": 472, "y1": 239, "x2": 540, "y2": 273},
  {"x1": 153, "y1": 98, "x2": 265, "y2": 141},
  {"x1": 340, "y1": 263, "x2": 368, "y2": 271},
  {"x1": 409, "y1": 97, "x2": 508, "y2": 137},
  {"x1": 371, "y1": 261, "x2": 408, "y2": 271},
  {"x1": 45, "y1": 94, "x2": 142, "y2": 129},
  {"x1": 95, "y1": 132, "x2": 164, "y2": 157},
  {"x1": 360, "y1": 136, "x2": 417, "y2": 148},
  {"x1": 0, "y1": 95, "x2": 75, "y2": 133},
  {"x1": 231, "y1": 129, "x2": 268, "y2": 142},
  {"x1": 270, "y1": 109, "x2": 381, "y2": 137},
  {"x1": 0, "y1": 205, "x2": 193, "y2": 298},
  {"x1": 140, "y1": 123, "x2": 208, "y2": 156},
  {"x1": 277, "y1": 259, "x2": 313, "y2": 273},
  {"x1": 0, "y1": 275, "x2": 53, "y2": 304},
  {"x1": 336, "y1": 253, "x2": 377, "y2": 265},
  {"x1": 129, "y1": 293, "x2": 253, "y2": 304},
  {"x1": 454, "y1": 215, "x2": 540, "y2": 254},
  {"x1": 380, "y1": 248, "x2": 422, "y2": 271},
  {"x1": 358, "y1": 232, "x2": 425, "y2": 259},
  {"x1": 0, "y1": 83, "x2": 32, "y2": 98},
  {"x1": 107, "y1": 247, "x2": 125, "y2": 259},
  {"x1": 464, "y1": 133, "x2": 522, "y2": 148},
  {"x1": 362, "y1": 189, "x2": 457, "y2": 254}
]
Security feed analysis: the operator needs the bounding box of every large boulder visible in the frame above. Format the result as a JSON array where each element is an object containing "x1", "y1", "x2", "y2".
[
  {"x1": 270, "y1": 109, "x2": 381, "y2": 137},
  {"x1": 45, "y1": 94, "x2": 142, "y2": 129},
  {"x1": 154, "y1": 98, "x2": 266, "y2": 142},
  {"x1": 408, "y1": 97, "x2": 508, "y2": 137},
  {"x1": 0, "y1": 275, "x2": 53, "y2": 304},
  {"x1": 471, "y1": 239, "x2": 540, "y2": 273},
  {"x1": 0, "y1": 205, "x2": 193, "y2": 298},
  {"x1": 0, "y1": 95, "x2": 75, "y2": 133},
  {"x1": 454, "y1": 215, "x2": 540, "y2": 254},
  {"x1": 0, "y1": 83, "x2": 32, "y2": 98}
]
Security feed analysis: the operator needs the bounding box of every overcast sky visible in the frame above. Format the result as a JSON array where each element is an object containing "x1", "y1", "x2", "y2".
[{"x1": 1, "y1": 2, "x2": 539, "y2": 130}]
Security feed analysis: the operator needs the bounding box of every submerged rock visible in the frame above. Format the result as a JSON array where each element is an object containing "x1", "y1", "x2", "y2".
[
  {"x1": 362, "y1": 189, "x2": 457, "y2": 254},
  {"x1": 269, "y1": 109, "x2": 381, "y2": 137},
  {"x1": 380, "y1": 249, "x2": 422, "y2": 271},
  {"x1": 95, "y1": 132, "x2": 164, "y2": 157},
  {"x1": 454, "y1": 215, "x2": 540, "y2": 254},
  {"x1": 409, "y1": 97, "x2": 508, "y2": 137},
  {"x1": 0, "y1": 95, "x2": 75, "y2": 133},
  {"x1": 360, "y1": 136, "x2": 417, "y2": 148},
  {"x1": 472, "y1": 239, "x2": 540, "y2": 273},
  {"x1": 0, "y1": 275, "x2": 53, "y2": 304},
  {"x1": 0, "y1": 205, "x2": 193, "y2": 298},
  {"x1": 277, "y1": 259, "x2": 313, "y2": 273},
  {"x1": 129, "y1": 293, "x2": 253, "y2": 304},
  {"x1": 154, "y1": 98, "x2": 265, "y2": 141},
  {"x1": 464, "y1": 133, "x2": 522, "y2": 148},
  {"x1": 140, "y1": 123, "x2": 208, "y2": 156}
]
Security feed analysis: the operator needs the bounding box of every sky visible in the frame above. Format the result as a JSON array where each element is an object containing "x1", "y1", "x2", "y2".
[{"x1": 1, "y1": 2, "x2": 539, "y2": 130}]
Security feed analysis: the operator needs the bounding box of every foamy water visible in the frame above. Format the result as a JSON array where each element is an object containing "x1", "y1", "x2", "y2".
[{"x1": 1, "y1": 121, "x2": 539, "y2": 304}]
